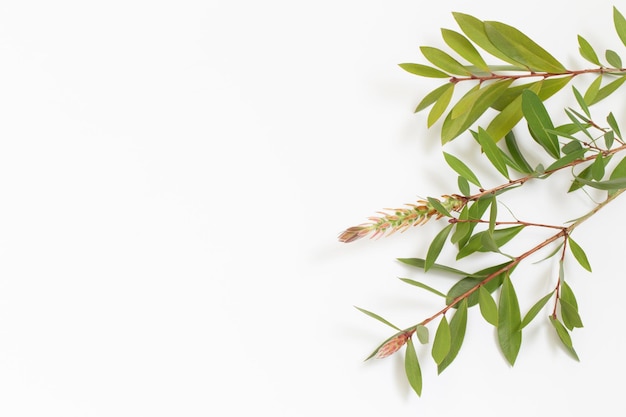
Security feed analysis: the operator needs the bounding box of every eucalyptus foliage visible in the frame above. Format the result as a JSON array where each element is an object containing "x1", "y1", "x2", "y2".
[{"x1": 339, "y1": 7, "x2": 626, "y2": 397}]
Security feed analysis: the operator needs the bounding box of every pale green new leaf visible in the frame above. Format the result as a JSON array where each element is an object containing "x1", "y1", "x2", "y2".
[
  {"x1": 484, "y1": 21, "x2": 566, "y2": 73},
  {"x1": 614, "y1": 7, "x2": 626, "y2": 48},
  {"x1": 425, "y1": 223, "x2": 454, "y2": 272},
  {"x1": 399, "y1": 63, "x2": 449, "y2": 78},
  {"x1": 583, "y1": 75, "x2": 602, "y2": 104},
  {"x1": 498, "y1": 275, "x2": 522, "y2": 366},
  {"x1": 577, "y1": 35, "x2": 601, "y2": 65},
  {"x1": 432, "y1": 316, "x2": 451, "y2": 365},
  {"x1": 428, "y1": 83, "x2": 455, "y2": 127},
  {"x1": 437, "y1": 299, "x2": 468, "y2": 374},
  {"x1": 589, "y1": 76, "x2": 626, "y2": 105},
  {"x1": 415, "y1": 83, "x2": 453, "y2": 113},
  {"x1": 420, "y1": 46, "x2": 472, "y2": 75},
  {"x1": 405, "y1": 338, "x2": 423, "y2": 396},
  {"x1": 452, "y1": 12, "x2": 525, "y2": 67},
  {"x1": 606, "y1": 49, "x2": 623, "y2": 68},
  {"x1": 568, "y1": 236, "x2": 592, "y2": 272},
  {"x1": 442, "y1": 79, "x2": 513, "y2": 143},
  {"x1": 441, "y1": 28, "x2": 490, "y2": 72},
  {"x1": 416, "y1": 325, "x2": 429, "y2": 344},
  {"x1": 478, "y1": 285, "x2": 498, "y2": 326}
]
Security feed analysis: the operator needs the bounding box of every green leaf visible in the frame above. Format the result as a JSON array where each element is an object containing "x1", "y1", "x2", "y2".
[
  {"x1": 614, "y1": 7, "x2": 626, "y2": 48},
  {"x1": 405, "y1": 338, "x2": 423, "y2": 396},
  {"x1": 497, "y1": 275, "x2": 522, "y2": 366},
  {"x1": 550, "y1": 316, "x2": 580, "y2": 361},
  {"x1": 476, "y1": 127, "x2": 509, "y2": 179},
  {"x1": 432, "y1": 316, "x2": 452, "y2": 365},
  {"x1": 522, "y1": 90, "x2": 560, "y2": 158},
  {"x1": 452, "y1": 12, "x2": 526, "y2": 67},
  {"x1": 574, "y1": 176, "x2": 626, "y2": 190},
  {"x1": 545, "y1": 149, "x2": 587, "y2": 171},
  {"x1": 478, "y1": 285, "x2": 498, "y2": 326},
  {"x1": 504, "y1": 131, "x2": 533, "y2": 174},
  {"x1": 398, "y1": 278, "x2": 447, "y2": 298},
  {"x1": 427, "y1": 197, "x2": 453, "y2": 217},
  {"x1": 589, "y1": 76, "x2": 626, "y2": 106},
  {"x1": 354, "y1": 306, "x2": 401, "y2": 331},
  {"x1": 519, "y1": 291, "x2": 555, "y2": 330},
  {"x1": 568, "y1": 236, "x2": 592, "y2": 272},
  {"x1": 415, "y1": 83, "x2": 454, "y2": 113},
  {"x1": 427, "y1": 83, "x2": 455, "y2": 127},
  {"x1": 442, "y1": 79, "x2": 514, "y2": 143},
  {"x1": 397, "y1": 257, "x2": 476, "y2": 277},
  {"x1": 416, "y1": 325, "x2": 429, "y2": 344},
  {"x1": 425, "y1": 224, "x2": 454, "y2": 272},
  {"x1": 583, "y1": 74, "x2": 602, "y2": 104},
  {"x1": 484, "y1": 21, "x2": 566, "y2": 73},
  {"x1": 607, "y1": 112, "x2": 622, "y2": 138},
  {"x1": 458, "y1": 176, "x2": 471, "y2": 196},
  {"x1": 437, "y1": 299, "x2": 468, "y2": 374},
  {"x1": 591, "y1": 153, "x2": 606, "y2": 180},
  {"x1": 605, "y1": 131, "x2": 615, "y2": 149},
  {"x1": 560, "y1": 281, "x2": 578, "y2": 309},
  {"x1": 606, "y1": 49, "x2": 623, "y2": 68},
  {"x1": 457, "y1": 226, "x2": 524, "y2": 260},
  {"x1": 445, "y1": 261, "x2": 512, "y2": 307},
  {"x1": 568, "y1": 164, "x2": 593, "y2": 192},
  {"x1": 399, "y1": 63, "x2": 450, "y2": 78},
  {"x1": 420, "y1": 46, "x2": 472, "y2": 75},
  {"x1": 443, "y1": 152, "x2": 482, "y2": 186},
  {"x1": 560, "y1": 299, "x2": 584, "y2": 330},
  {"x1": 572, "y1": 86, "x2": 591, "y2": 118},
  {"x1": 451, "y1": 206, "x2": 471, "y2": 245},
  {"x1": 577, "y1": 35, "x2": 601, "y2": 65},
  {"x1": 561, "y1": 140, "x2": 583, "y2": 154},
  {"x1": 441, "y1": 28, "x2": 490, "y2": 72}
]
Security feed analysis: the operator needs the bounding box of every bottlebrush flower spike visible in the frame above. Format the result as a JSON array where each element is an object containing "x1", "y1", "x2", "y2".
[{"x1": 338, "y1": 195, "x2": 466, "y2": 243}]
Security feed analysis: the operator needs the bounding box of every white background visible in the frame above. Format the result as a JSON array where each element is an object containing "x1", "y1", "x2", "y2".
[{"x1": 0, "y1": 1, "x2": 624, "y2": 415}]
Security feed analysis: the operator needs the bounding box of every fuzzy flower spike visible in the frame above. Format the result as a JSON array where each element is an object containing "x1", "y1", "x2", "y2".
[{"x1": 338, "y1": 195, "x2": 466, "y2": 243}]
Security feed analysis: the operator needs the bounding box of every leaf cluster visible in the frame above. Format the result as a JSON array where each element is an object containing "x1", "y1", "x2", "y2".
[{"x1": 347, "y1": 7, "x2": 626, "y2": 397}]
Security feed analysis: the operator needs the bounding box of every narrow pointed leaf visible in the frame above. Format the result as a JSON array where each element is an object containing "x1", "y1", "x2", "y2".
[
  {"x1": 589, "y1": 75, "x2": 626, "y2": 105},
  {"x1": 568, "y1": 236, "x2": 592, "y2": 272},
  {"x1": 427, "y1": 83, "x2": 455, "y2": 126},
  {"x1": 607, "y1": 112, "x2": 622, "y2": 138},
  {"x1": 583, "y1": 75, "x2": 602, "y2": 104},
  {"x1": 354, "y1": 306, "x2": 401, "y2": 331},
  {"x1": 591, "y1": 153, "x2": 606, "y2": 181},
  {"x1": 415, "y1": 83, "x2": 454, "y2": 113},
  {"x1": 560, "y1": 299, "x2": 584, "y2": 330},
  {"x1": 550, "y1": 316, "x2": 580, "y2": 361},
  {"x1": 545, "y1": 149, "x2": 587, "y2": 171},
  {"x1": 614, "y1": 7, "x2": 626, "y2": 48},
  {"x1": 574, "y1": 176, "x2": 626, "y2": 190},
  {"x1": 432, "y1": 316, "x2": 451, "y2": 365},
  {"x1": 504, "y1": 131, "x2": 533, "y2": 174},
  {"x1": 457, "y1": 226, "x2": 524, "y2": 259},
  {"x1": 399, "y1": 278, "x2": 446, "y2": 298},
  {"x1": 441, "y1": 28, "x2": 490, "y2": 72},
  {"x1": 522, "y1": 90, "x2": 560, "y2": 158},
  {"x1": 437, "y1": 299, "x2": 468, "y2": 374},
  {"x1": 572, "y1": 86, "x2": 590, "y2": 118},
  {"x1": 484, "y1": 21, "x2": 566, "y2": 73},
  {"x1": 443, "y1": 152, "x2": 482, "y2": 186},
  {"x1": 458, "y1": 175, "x2": 471, "y2": 196},
  {"x1": 446, "y1": 261, "x2": 513, "y2": 307},
  {"x1": 397, "y1": 257, "x2": 476, "y2": 277},
  {"x1": 427, "y1": 197, "x2": 452, "y2": 217},
  {"x1": 425, "y1": 224, "x2": 454, "y2": 272},
  {"x1": 420, "y1": 46, "x2": 472, "y2": 75},
  {"x1": 478, "y1": 285, "x2": 498, "y2": 326},
  {"x1": 519, "y1": 291, "x2": 555, "y2": 330},
  {"x1": 405, "y1": 338, "x2": 423, "y2": 396},
  {"x1": 452, "y1": 12, "x2": 525, "y2": 67},
  {"x1": 577, "y1": 35, "x2": 601, "y2": 65},
  {"x1": 498, "y1": 275, "x2": 522, "y2": 366},
  {"x1": 476, "y1": 127, "x2": 509, "y2": 178},
  {"x1": 399, "y1": 63, "x2": 450, "y2": 78}
]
